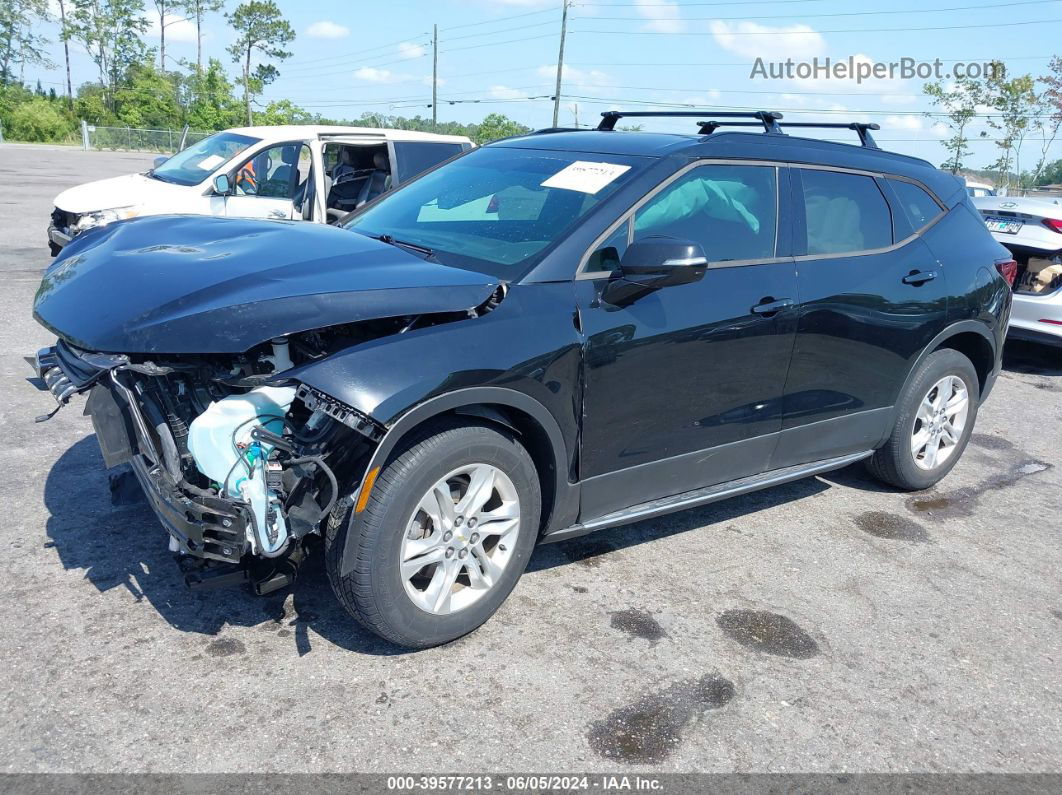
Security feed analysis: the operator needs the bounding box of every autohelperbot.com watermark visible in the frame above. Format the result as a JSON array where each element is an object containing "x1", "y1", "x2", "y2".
[{"x1": 750, "y1": 56, "x2": 1004, "y2": 83}]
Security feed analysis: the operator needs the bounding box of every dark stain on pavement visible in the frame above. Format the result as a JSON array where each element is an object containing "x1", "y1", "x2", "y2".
[
  {"x1": 970, "y1": 433, "x2": 1013, "y2": 451},
  {"x1": 587, "y1": 675, "x2": 734, "y2": 763},
  {"x1": 610, "y1": 608, "x2": 667, "y2": 643},
  {"x1": 205, "y1": 637, "x2": 246, "y2": 657},
  {"x1": 855, "y1": 511, "x2": 930, "y2": 543},
  {"x1": 717, "y1": 610, "x2": 820, "y2": 659},
  {"x1": 558, "y1": 539, "x2": 617, "y2": 567},
  {"x1": 907, "y1": 459, "x2": 1051, "y2": 518},
  {"x1": 108, "y1": 467, "x2": 145, "y2": 506}
]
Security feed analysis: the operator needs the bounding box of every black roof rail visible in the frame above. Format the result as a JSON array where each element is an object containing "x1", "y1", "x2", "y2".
[
  {"x1": 527, "y1": 127, "x2": 585, "y2": 135},
  {"x1": 777, "y1": 122, "x2": 881, "y2": 149},
  {"x1": 598, "y1": 110, "x2": 783, "y2": 134}
]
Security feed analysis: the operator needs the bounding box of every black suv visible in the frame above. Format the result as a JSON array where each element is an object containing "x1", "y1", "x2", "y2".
[{"x1": 33, "y1": 110, "x2": 1013, "y2": 647}]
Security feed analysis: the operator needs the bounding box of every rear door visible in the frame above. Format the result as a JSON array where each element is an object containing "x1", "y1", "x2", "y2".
[{"x1": 772, "y1": 166, "x2": 948, "y2": 469}]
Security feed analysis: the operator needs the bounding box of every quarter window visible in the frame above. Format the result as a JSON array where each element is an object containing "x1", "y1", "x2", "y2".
[
  {"x1": 888, "y1": 179, "x2": 943, "y2": 230},
  {"x1": 800, "y1": 169, "x2": 892, "y2": 255},
  {"x1": 633, "y1": 164, "x2": 777, "y2": 262}
]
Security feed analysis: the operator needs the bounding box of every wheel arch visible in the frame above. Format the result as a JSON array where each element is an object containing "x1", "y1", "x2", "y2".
[
  {"x1": 339, "y1": 387, "x2": 576, "y2": 577},
  {"x1": 891, "y1": 320, "x2": 997, "y2": 420}
]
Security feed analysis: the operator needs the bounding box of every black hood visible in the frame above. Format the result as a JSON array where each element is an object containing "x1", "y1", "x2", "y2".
[{"x1": 33, "y1": 215, "x2": 499, "y2": 354}]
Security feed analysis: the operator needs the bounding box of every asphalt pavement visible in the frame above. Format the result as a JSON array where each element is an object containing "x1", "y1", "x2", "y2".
[{"x1": 0, "y1": 143, "x2": 1059, "y2": 775}]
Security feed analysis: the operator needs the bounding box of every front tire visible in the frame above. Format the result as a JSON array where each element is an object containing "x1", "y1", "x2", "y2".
[
  {"x1": 867, "y1": 348, "x2": 979, "y2": 490},
  {"x1": 325, "y1": 419, "x2": 541, "y2": 648}
]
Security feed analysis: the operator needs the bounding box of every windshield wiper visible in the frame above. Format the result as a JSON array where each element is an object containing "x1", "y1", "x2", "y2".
[{"x1": 369, "y1": 233, "x2": 437, "y2": 260}]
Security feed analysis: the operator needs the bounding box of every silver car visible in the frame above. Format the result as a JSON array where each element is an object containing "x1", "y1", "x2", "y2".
[{"x1": 973, "y1": 195, "x2": 1062, "y2": 346}]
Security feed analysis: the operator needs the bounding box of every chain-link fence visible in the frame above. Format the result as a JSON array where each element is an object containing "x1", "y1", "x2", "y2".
[{"x1": 81, "y1": 123, "x2": 213, "y2": 153}]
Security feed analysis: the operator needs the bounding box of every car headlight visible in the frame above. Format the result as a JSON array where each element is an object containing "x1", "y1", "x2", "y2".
[{"x1": 75, "y1": 206, "x2": 140, "y2": 231}]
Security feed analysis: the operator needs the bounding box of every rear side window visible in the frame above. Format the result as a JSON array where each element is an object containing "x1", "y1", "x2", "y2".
[
  {"x1": 633, "y1": 164, "x2": 777, "y2": 262},
  {"x1": 800, "y1": 169, "x2": 892, "y2": 255},
  {"x1": 393, "y1": 142, "x2": 465, "y2": 183},
  {"x1": 889, "y1": 179, "x2": 943, "y2": 230}
]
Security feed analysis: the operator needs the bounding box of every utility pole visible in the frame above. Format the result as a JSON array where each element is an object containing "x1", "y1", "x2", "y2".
[
  {"x1": 552, "y1": 0, "x2": 568, "y2": 128},
  {"x1": 432, "y1": 24, "x2": 438, "y2": 132}
]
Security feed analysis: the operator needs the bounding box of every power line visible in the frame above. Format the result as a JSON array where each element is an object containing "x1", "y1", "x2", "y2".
[
  {"x1": 441, "y1": 31, "x2": 561, "y2": 54},
  {"x1": 563, "y1": 55, "x2": 1054, "y2": 67},
  {"x1": 439, "y1": 7, "x2": 558, "y2": 32},
  {"x1": 574, "y1": 18, "x2": 1062, "y2": 34},
  {"x1": 586, "y1": 0, "x2": 1059, "y2": 21}
]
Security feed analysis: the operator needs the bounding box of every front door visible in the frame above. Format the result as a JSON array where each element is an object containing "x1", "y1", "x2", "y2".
[
  {"x1": 575, "y1": 162, "x2": 799, "y2": 519},
  {"x1": 224, "y1": 142, "x2": 309, "y2": 221},
  {"x1": 771, "y1": 167, "x2": 950, "y2": 469}
]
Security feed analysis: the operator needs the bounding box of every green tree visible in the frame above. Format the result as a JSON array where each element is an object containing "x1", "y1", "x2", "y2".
[
  {"x1": 471, "y1": 113, "x2": 528, "y2": 145},
  {"x1": 0, "y1": 0, "x2": 54, "y2": 85},
  {"x1": 7, "y1": 96, "x2": 76, "y2": 141},
  {"x1": 74, "y1": 81, "x2": 112, "y2": 124},
  {"x1": 151, "y1": 0, "x2": 190, "y2": 72},
  {"x1": 70, "y1": 0, "x2": 151, "y2": 109},
  {"x1": 56, "y1": 0, "x2": 74, "y2": 105},
  {"x1": 178, "y1": 0, "x2": 224, "y2": 73},
  {"x1": 184, "y1": 57, "x2": 242, "y2": 129},
  {"x1": 226, "y1": 1, "x2": 293, "y2": 125},
  {"x1": 256, "y1": 98, "x2": 312, "y2": 126},
  {"x1": 1027, "y1": 55, "x2": 1062, "y2": 188},
  {"x1": 114, "y1": 60, "x2": 181, "y2": 127},
  {"x1": 978, "y1": 66, "x2": 1038, "y2": 192},
  {"x1": 923, "y1": 78, "x2": 978, "y2": 174}
]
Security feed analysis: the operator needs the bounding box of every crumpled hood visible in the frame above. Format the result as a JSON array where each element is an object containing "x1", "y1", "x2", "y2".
[
  {"x1": 33, "y1": 215, "x2": 499, "y2": 354},
  {"x1": 53, "y1": 172, "x2": 182, "y2": 214}
]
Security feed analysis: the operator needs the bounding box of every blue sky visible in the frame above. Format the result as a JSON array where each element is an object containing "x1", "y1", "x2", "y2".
[{"x1": 26, "y1": 0, "x2": 1062, "y2": 169}]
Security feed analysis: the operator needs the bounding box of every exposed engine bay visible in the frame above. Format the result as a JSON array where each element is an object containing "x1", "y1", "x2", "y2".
[{"x1": 34, "y1": 322, "x2": 415, "y2": 592}]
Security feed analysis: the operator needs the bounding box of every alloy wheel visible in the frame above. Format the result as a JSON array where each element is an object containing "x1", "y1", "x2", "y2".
[
  {"x1": 400, "y1": 463, "x2": 521, "y2": 615},
  {"x1": 911, "y1": 375, "x2": 970, "y2": 471}
]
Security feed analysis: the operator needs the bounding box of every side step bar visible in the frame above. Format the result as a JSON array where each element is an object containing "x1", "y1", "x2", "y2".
[{"x1": 542, "y1": 450, "x2": 873, "y2": 544}]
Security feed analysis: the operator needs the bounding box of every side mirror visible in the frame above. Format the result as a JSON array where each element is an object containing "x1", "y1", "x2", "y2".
[
  {"x1": 153, "y1": 155, "x2": 169, "y2": 170},
  {"x1": 602, "y1": 237, "x2": 707, "y2": 306},
  {"x1": 213, "y1": 174, "x2": 232, "y2": 196}
]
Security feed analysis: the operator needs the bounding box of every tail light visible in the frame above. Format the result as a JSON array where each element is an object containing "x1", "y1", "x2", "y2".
[
  {"x1": 1043, "y1": 217, "x2": 1062, "y2": 233},
  {"x1": 995, "y1": 259, "x2": 1018, "y2": 287}
]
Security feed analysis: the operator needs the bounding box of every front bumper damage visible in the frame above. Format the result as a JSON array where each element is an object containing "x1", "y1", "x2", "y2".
[{"x1": 35, "y1": 342, "x2": 254, "y2": 565}]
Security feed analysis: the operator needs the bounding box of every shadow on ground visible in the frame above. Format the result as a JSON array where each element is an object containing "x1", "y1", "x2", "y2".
[{"x1": 1003, "y1": 339, "x2": 1062, "y2": 376}]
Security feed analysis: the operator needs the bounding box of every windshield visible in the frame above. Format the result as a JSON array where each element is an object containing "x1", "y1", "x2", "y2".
[
  {"x1": 151, "y1": 131, "x2": 259, "y2": 186},
  {"x1": 344, "y1": 146, "x2": 645, "y2": 276}
]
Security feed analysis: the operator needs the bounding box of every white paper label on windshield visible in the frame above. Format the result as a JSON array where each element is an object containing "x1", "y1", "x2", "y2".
[
  {"x1": 541, "y1": 161, "x2": 631, "y2": 194},
  {"x1": 198, "y1": 154, "x2": 225, "y2": 170}
]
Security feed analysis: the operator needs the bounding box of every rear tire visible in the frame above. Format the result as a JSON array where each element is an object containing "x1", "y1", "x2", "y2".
[
  {"x1": 867, "y1": 348, "x2": 979, "y2": 491},
  {"x1": 324, "y1": 419, "x2": 540, "y2": 648}
]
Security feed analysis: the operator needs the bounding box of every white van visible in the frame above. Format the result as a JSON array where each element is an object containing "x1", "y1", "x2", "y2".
[{"x1": 48, "y1": 125, "x2": 473, "y2": 253}]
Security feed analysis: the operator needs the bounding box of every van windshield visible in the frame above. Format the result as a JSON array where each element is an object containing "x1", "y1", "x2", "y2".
[
  {"x1": 150, "y1": 131, "x2": 260, "y2": 186},
  {"x1": 345, "y1": 146, "x2": 644, "y2": 276}
]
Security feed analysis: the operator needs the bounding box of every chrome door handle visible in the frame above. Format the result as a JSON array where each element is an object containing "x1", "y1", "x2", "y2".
[
  {"x1": 902, "y1": 270, "x2": 938, "y2": 285},
  {"x1": 751, "y1": 297, "x2": 795, "y2": 316}
]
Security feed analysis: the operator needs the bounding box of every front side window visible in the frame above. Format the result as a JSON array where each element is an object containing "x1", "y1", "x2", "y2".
[
  {"x1": 801, "y1": 169, "x2": 892, "y2": 255},
  {"x1": 633, "y1": 164, "x2": 777, "y2": 262},
  {"x1": 150, "y1": 131, "x2": 259, "y2": 187},
  {"x1": 234, "y1": 143, "x2": 308, "y2": 199},
  {"x1": 346, "y1": 146, "x2": 645, "y2": 276},
  {"x1": 889, "y1": 179, "x2": 943, "y2": 231}
]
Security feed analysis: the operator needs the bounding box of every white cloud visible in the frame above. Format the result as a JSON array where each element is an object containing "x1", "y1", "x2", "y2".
[
  {"x1": 537, "y1": 64, "x2": 611, "y2": 89},
  {"x1": 399, "y1": 41, "x2": 426, "y2": 59},
  {"x1": 710, "y1": 21, "x2": 825, "y2": 60},
  {"x1": 355, "y1": 67, "x2": 401, "y2": 83},
  {"x1": 931, "y1": 122, "x2": 949, "y2": 138},
  {"x1": 306, "y1": 20, "x2": 350, "y2": 39},
  {"x1": 146, "y1": 14, "x2": 198, "y2": 43},
  {"x1": 880, "y1": 93, "x2": 919, "y2": 105},
  {"x1": 885, "y1": 115, "x2": 924, "y2": 131},
  {"x1": 634, "y1": 0, "x2": 683, "y2": 34},
  {"x1": 490, "y1": 85, "x2": 525, "y2": 100}
]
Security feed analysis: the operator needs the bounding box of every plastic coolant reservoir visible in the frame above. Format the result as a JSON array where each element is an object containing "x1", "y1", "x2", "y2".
[{"x1": 187, "y1": 385, "x2": 297, "y2": 555}]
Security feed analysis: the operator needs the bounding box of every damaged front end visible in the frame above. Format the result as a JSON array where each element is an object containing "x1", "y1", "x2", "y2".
[{"x1": 35, "y1": 334, "x2": 386, "y2": 593}]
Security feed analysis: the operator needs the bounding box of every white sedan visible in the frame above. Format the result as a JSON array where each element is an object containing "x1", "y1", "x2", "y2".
[
  {"x1": 974, "y1": 194, "x2": 1062, "y2": 347},
  {"x1": 48, "y1": 125, "x2": 473, "y2": 254}
]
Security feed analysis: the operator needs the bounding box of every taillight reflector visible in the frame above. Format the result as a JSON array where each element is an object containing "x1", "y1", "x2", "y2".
[
  {"x1": 995, "y1": 259, "x2": 1018, "y2": 287},
  {"x1": 1039, "y1": 318, "x2": 1062, "y2": 326},
  {"x1": 1043, "y1": 217, "x2": 1062, "y2": 233}
]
